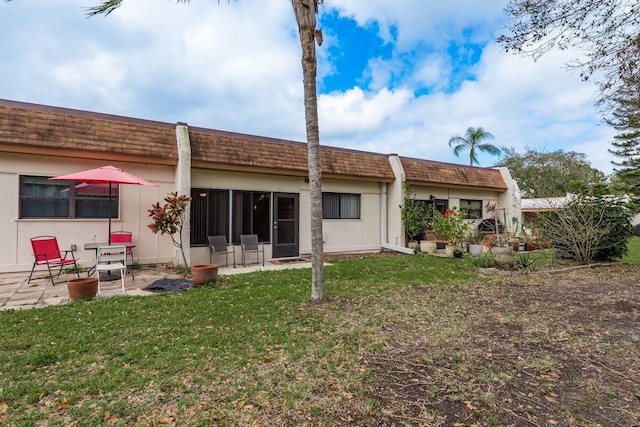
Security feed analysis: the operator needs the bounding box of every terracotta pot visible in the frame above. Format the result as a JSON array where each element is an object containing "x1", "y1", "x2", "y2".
[
  {"x1": 191, "y1": 264, "x2": 219, "y2": 287},
  {"x1": 67, "y1": 277, "x2": 98, "y2": 300}
]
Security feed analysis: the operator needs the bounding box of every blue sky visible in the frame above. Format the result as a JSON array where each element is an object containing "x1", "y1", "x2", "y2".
[{"x1": 0, "y1": 0, "x2": 616, "y2": 174}]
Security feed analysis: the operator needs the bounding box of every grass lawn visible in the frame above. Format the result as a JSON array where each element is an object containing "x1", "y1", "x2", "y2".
[
  {"x1": 1, "y1": 249, "x2": 639, "y2": 426},
  {"x1": 622, "y1": 236, "x2": 640, "y2": 265}
]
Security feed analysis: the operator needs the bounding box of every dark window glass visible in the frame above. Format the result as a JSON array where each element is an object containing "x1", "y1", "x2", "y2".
[
  {"x1": 19, "y1": 175, "x2": 118, "y2": 219},
  {"x1": 322, "y1": 193, "x2": 361, "y2": 219},
  {"x1": 461, "y1": 199, "x2": 482, "y2": 219},
  {"x1": 232, "y1": 191, "x2": 270, "y2": 243},
  {"x1": 190, "y1": 188, "x2": 230, "y2": 246},
  {"x1": 419, "y1": 199, "x2": 448, "y2": 219}
]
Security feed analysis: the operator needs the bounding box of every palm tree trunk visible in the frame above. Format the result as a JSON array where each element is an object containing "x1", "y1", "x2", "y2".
[{"x1": 291, "y1": 0, "x2": 325, "y2": 301}]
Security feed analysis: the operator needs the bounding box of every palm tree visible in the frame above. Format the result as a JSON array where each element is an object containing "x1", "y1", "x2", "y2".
[
  {"x1": 448, "y1": 126, "x2": 501, "y2": 166},
  {"x1": 89, "y1": 0, "x2": 326, "y2": 301}
]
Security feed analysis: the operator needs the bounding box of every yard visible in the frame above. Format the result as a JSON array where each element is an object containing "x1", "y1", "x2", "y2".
[{"x1": 1, "y1": 241, "x2": 639, "y2": 426}]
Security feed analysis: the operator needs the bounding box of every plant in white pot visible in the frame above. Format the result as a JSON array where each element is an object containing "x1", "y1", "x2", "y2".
[{"x1": 467, "y1": 227, "x2": 484, "y2": 256}]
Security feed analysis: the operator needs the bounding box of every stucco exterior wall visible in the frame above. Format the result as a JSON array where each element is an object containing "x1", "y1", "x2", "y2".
[
  {"x1": 495, "y1": 167, "x2": 523, "y2": 235},
  {"x1": 189, "y1": 169, "x2": 383, "y2": 263},
  {"x1": 387, "y1": 155, "x2": 405, "y2": 247},
  {"x1": 0, "y1": 153, "x2": 175, "y2": 273},
  {"x1": 317, "y1": 179, "x2": 382, "y2": 255}
]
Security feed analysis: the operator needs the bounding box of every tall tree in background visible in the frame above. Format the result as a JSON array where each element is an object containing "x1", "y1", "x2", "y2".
[
  {"x1": 607, "y1": 74, "x2": 640, "y2": 195},
  {"x1": 89, "y1": 0, "x2": 326, "y2": 301},
  {"x1": 448, "y1": 126, "x2": 501, "y2": 166},
  {"x1": 497, "y1": 147, "x2": 607, "y2": 198},
  {"x1": 497, "y1": 0, "x2": 640, "y2": 106}
]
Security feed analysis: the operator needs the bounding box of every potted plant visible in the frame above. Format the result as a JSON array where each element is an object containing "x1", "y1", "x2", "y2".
[
  {"x1": 431, "y1": 207, "x2": 472, "y2": 257},
  {"x1": 467, "y1": 227, "x2": 484, "y2": 256}
]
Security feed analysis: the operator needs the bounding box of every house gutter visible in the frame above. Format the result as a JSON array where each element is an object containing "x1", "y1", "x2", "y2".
[{"x1": 380, "y1": 182, "x2": 415, "y2": 254}]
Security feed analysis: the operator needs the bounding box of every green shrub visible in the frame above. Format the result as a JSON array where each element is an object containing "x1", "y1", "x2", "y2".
[
  {"x1": 536, "y1": 195, "x2": 636, "y2": 264},
  {"x1": 467, "y1": 252, "x2": 495, "y2": 268},
  {"x1": 515, "y1": 253, "x2": 537, "y2": 271}
]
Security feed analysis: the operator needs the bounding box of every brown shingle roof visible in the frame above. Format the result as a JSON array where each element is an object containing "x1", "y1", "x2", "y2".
[
  {"x1": 0, "y1": 100, "x2": 508, "y2": 190},
  {"x1": 189, "y1": 127, "x2": 395, "y2": 181},
  {"x1": 401, "y1": 156, "x2": 507, "y2": 191},
  {"x1": 0, "y1": 99, "x2": 177, "y2": 162},
  {"x1": 0, "y1": 99, "x2": 395, "y2": 181}
]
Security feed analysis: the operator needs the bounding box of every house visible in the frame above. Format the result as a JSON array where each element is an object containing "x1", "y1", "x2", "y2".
[
  {"x1": 0, "y1": 98, "x2": 521, "y2": 273},
  {"x1": 521, "y1": 195, "x2": 572, "y2": 228}
]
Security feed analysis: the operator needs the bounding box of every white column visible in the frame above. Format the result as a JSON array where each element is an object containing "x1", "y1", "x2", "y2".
[{"x1": 175, "y1": 123, "x2": 191, "y2": 268}]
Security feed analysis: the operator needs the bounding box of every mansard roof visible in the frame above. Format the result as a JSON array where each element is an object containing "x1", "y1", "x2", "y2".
[
  {"x1": 0, "y1": 99, "x2": 394, "y2": 181},
  {"x1": 401, "y1": 156, "x2": 508, "y2": 191},
  {"x1": 0, "y1": 99, "x2": 507, "y2": 189}
]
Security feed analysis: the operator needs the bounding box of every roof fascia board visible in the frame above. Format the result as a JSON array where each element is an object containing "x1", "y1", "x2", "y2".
[{"x1": 0, "y1": 143, "x2": 177, "y2": 166}]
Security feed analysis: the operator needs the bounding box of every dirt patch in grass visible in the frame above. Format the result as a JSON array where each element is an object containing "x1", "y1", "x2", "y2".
[{"x1": 362, "y1": 264, "x2": 640, "y2": 426}]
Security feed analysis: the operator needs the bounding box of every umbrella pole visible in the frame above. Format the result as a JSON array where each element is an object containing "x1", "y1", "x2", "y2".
[{"x1": 108, "y1": 181, "x2": 112, "y2": 245}]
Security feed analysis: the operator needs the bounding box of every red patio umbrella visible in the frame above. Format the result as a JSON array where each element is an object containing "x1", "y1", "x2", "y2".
[{"x1": 50, "y1": 165, "x2": 158, "y2": 244}]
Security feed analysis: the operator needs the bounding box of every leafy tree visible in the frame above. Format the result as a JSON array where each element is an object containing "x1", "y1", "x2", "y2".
[
  {"x1": 607, "y1": 74, "x2": 640, "y2": 195},
  {"x1": 497, "y1": 0, "x2": 640, "y2": 105},
  {"x1": 536, "y1": 194, "x2": 635, "y2": 264},
  {"x1": 497, "y1": 147, "x2": 607, "y2": 198},
  {"x1": 89, "y1": 0, "x2": 327, "y2": 301},
  {"x1": 148, "y1": 192, "x2": 192, "y2": 270},
  {"x1": 448, "y1": 126, "x2": 501, "y2": 166},
  {"x1": 399, "y1": 182, "x2": 427, "y2": 244}
]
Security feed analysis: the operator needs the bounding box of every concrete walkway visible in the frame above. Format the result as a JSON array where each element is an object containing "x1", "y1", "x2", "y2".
[{"x1": 0, "y1": 260, "x2": 313, "y2": 311}]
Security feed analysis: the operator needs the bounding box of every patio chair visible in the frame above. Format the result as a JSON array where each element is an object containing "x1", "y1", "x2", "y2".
[
  {"x1": 95, "y1": 245, "x2": 127, "y2": 295},
  {"x1": 208, "y1": 235, "x2": 236, "y2": 267},
  {"x1": 110, "y1": 231, "x2": 135, "y2": 278},
  {"x1": 28, "y1": 236, "x2": 80, "y2": 286},
  {"x1": 240, "y1": 234, "x2": 265, "y2": 267}
]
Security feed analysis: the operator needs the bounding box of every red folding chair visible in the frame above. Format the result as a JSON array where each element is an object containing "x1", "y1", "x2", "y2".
[{"x1": 28, "y1": 236, "x2": 80, "y2": 286}]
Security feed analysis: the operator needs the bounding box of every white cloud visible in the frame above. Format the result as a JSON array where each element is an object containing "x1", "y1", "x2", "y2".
[
  {"x1": 324, "y1": 0, "x2": 508, "y2": 47},
  {"x1": 0, "y1": 0, "x2": 618, "y2": 175},
  {"x1": 317, "y1": 43, "x2": 615, "y2": 174},
  {"x1": 319, "y1": 87, "x2": 413, "y2": 135}
]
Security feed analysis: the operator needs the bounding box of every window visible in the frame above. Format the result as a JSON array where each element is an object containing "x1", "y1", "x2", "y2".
[
  {"x1": 461, "y1": 199, "x2": 482, "y2": 219},
  {"x1": 418, "y1": 198, "x2": 448, "y2": 220},
  {"x1": 322, "y1": 193, "x2": 361, "y2": 219},
  {"x1": 190, "y1": 189, "x2": 271, "y2": 246},
  {"x1": 19, "y1": 175, "x2": 118, "y2": 219},
  {"x1": 232, "y1": 191, "x2": 270, "y2": 243},
  {"x1": 420, "y1": 199, "x2": 448, "y2": 237},
  {"x1": 190, "y1": 188, "x2": 229, "y2": 245}
]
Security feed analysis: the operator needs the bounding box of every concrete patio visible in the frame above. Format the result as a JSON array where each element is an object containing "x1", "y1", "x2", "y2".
[{"x1": 0, "y1": 259, "x2": 314, "y2": 311}]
